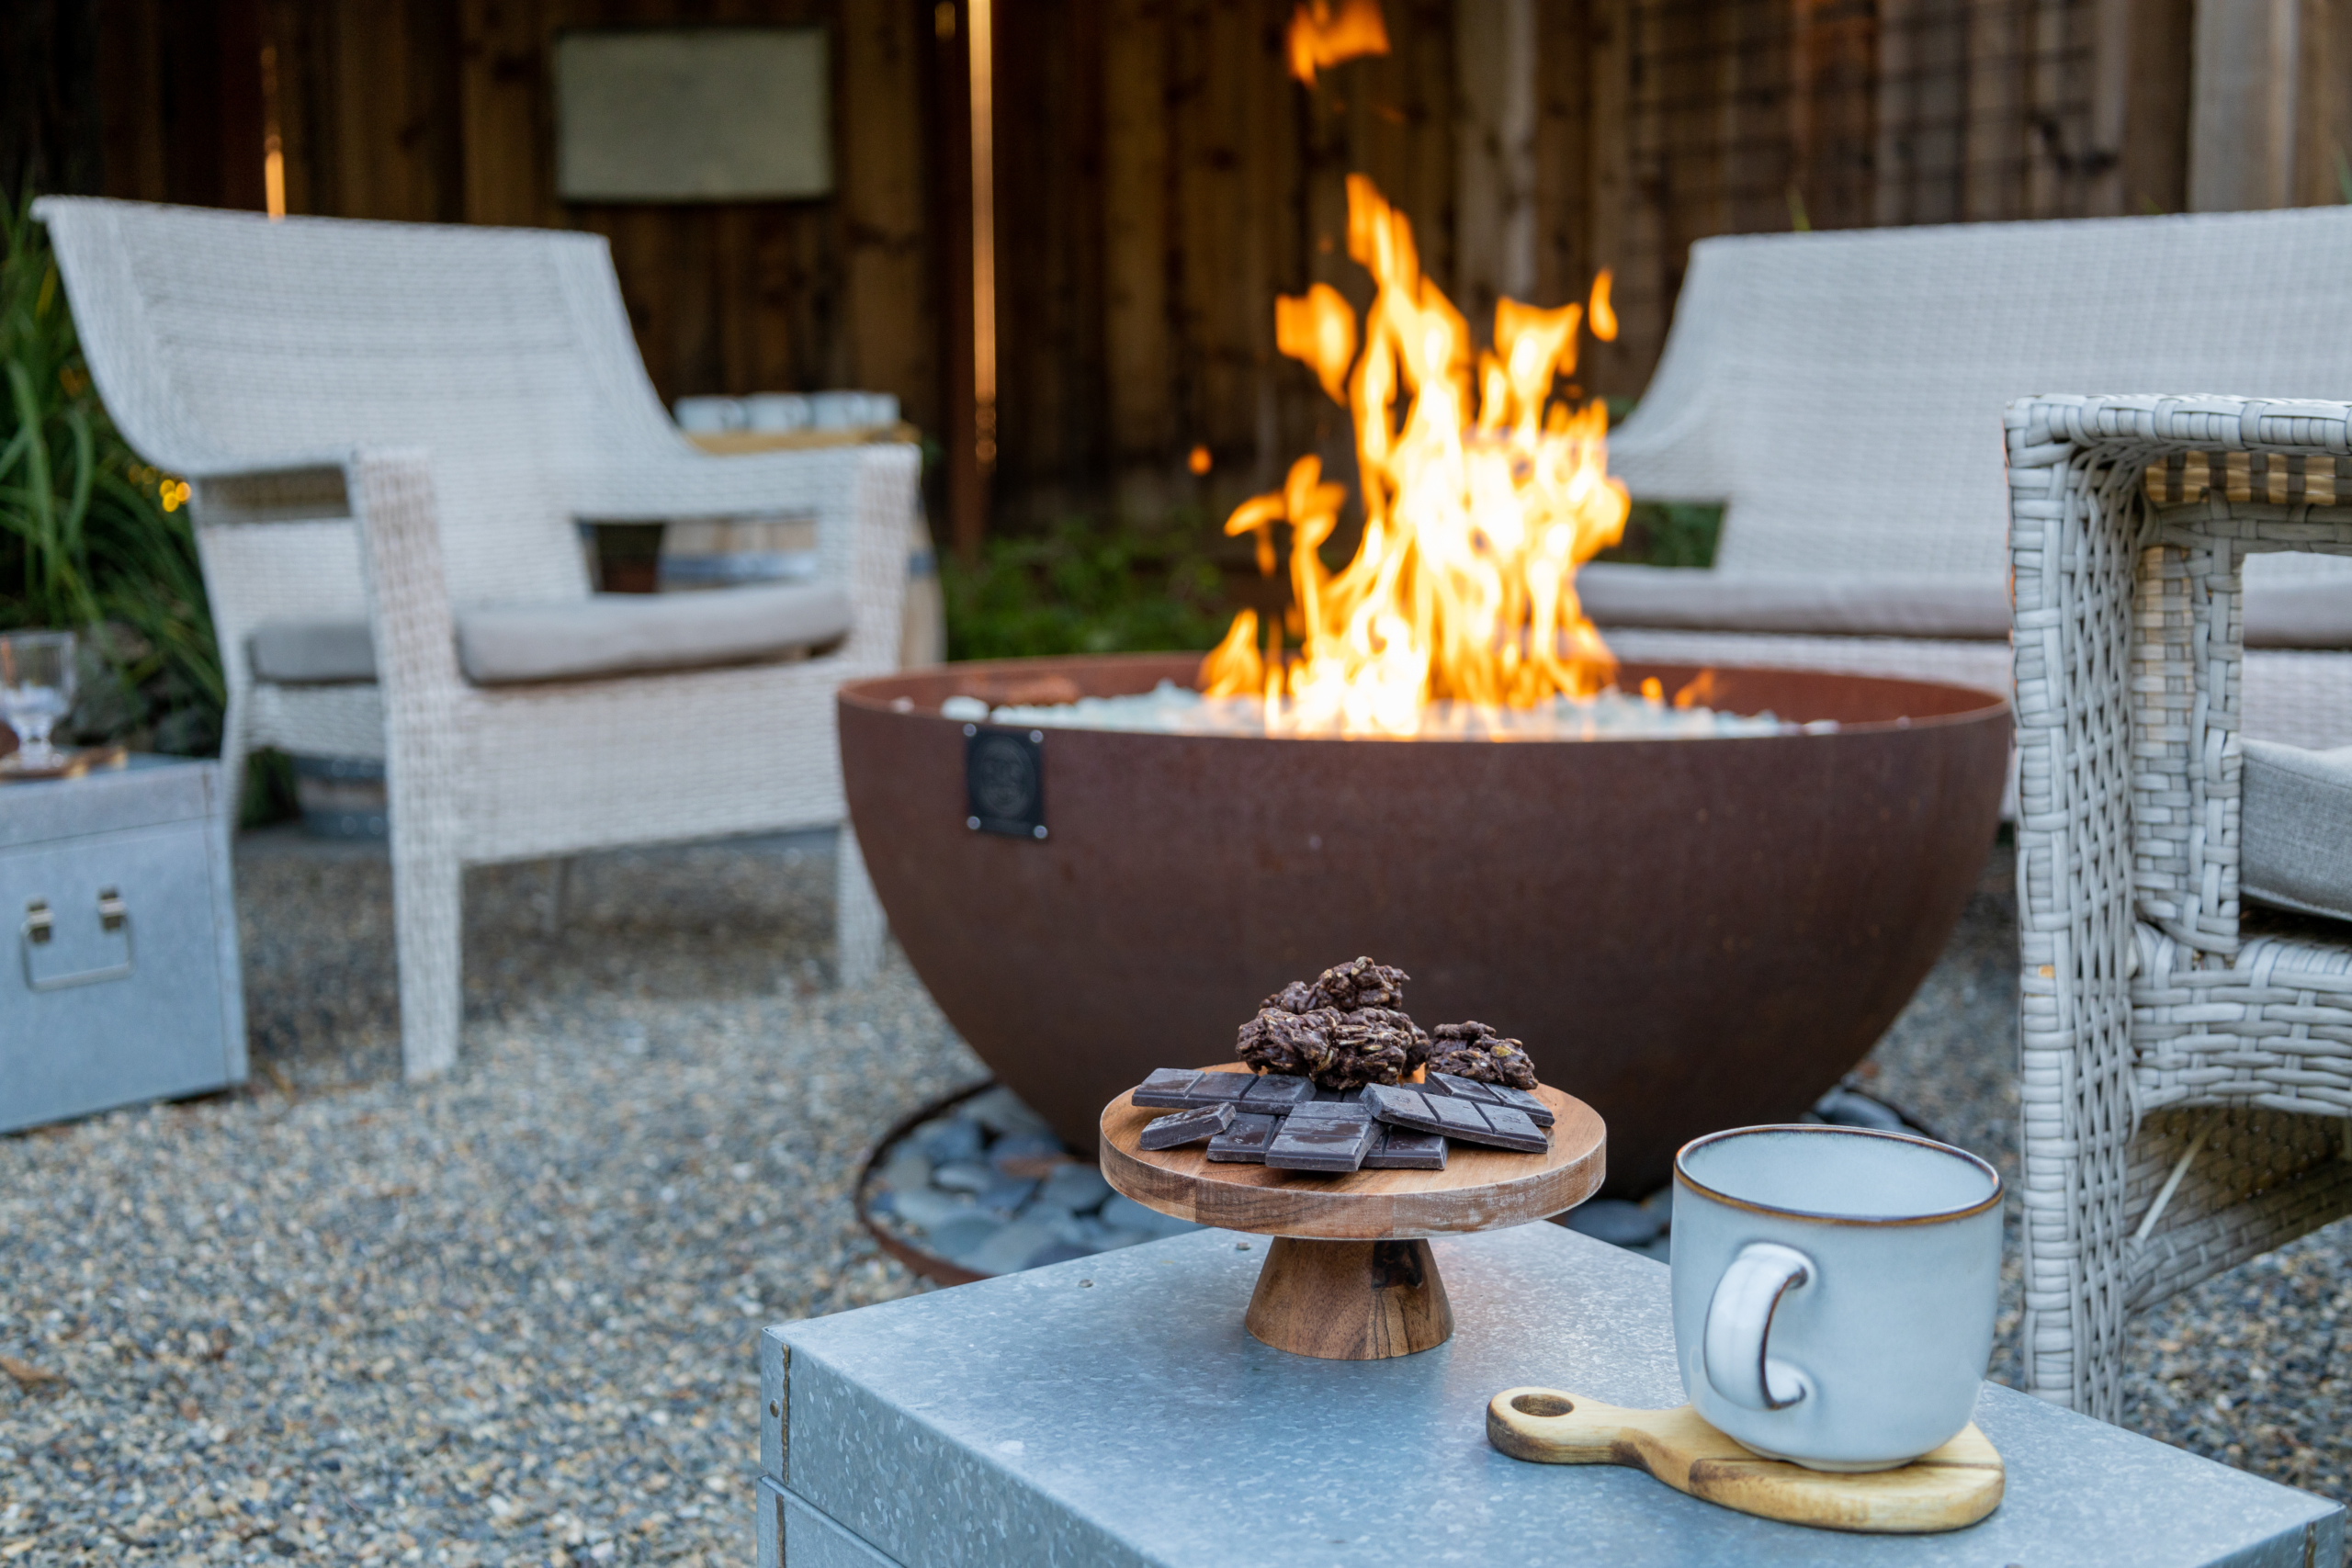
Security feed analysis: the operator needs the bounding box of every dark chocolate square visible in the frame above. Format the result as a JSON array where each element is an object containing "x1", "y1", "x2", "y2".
[
  {"x1": 1132, "y1": 1069, "x2": 1204, "y2": 1109},
  {"x1": 1264, "y1": 1104, "x2": 1375, "y2": 1172},
  {"x1": 1134, "y1": 1069, "x2": 1256, "y2": 1110},
  {"x1": 1190, "y1": 1072, "x2": 1256, "y2": 1103},
  {"x1": 1205, "y1": 1112, "x2": 1281, "y2": 1163},
  {"x1": 1364, "y1": 1124, "x2": 1447, "y2": 1170},
  {"x1": 1138, "y1": 1102, "x2": 1236, "y2": 1150},
  {"x1": 1425, "y1": 1071, "x2": 1500, "y2": 1106},
  {"x1": 1469, "y1": 1103, "x2": 1548, "y2": 1153},
  {"x1": 1359, "y1": 1083, "x2": 1429, "y2": 1124},
  {"x1": 1240, "y1": 1074, "x2": 1316, "y2": 1110},
  {"x1": 1486, "y1": 1082, "x2": 1555, "y2": 1126},
  {"x1": 1422, "y1": 1095, "x2": 1490, "y2": 1134}
]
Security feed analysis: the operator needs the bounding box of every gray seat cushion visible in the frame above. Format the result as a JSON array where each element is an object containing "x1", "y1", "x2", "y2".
[
  {"x1": 248, "y1": 582, "x2": 853, "y2": 687},
  {"x1": 2242, "y1": 581, "x2": 2352, "y2": 649},
  {"x1": 2242, "y1": 739, "x2": 2352, "y2": 921},
  {"x1": 1577, "y1": 565, "x2": 2011, "y2": 639},
  {"x1": 248, "y1": 619, "x2": 377, "y2": 683},
  {"x1": 1577, "y1": 564, "x2": 2352, "y2": 647}
]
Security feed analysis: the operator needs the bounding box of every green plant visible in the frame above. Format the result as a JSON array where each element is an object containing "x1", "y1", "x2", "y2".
[
  {"x1": 942, "y1": 510, "x2": 1233, "y2": 661},
  {"x1": 0, "y1": 190, "x2": 221, "y2": 753},
  {"x1": 1600, "y1": 500, "x2": 1724, "y2": 569}
]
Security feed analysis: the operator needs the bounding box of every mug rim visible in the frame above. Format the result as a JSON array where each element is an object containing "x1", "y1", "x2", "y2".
[{"x1": 1674, "y1": 1123, "x2": 2003, "y2": 1226}]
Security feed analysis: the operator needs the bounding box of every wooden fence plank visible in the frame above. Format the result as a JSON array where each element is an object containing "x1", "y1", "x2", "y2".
[
  {"x1": 1454, "y1": 0, "x2": 1538, "y2": 322},
  {"x1": 458, "y1": 0, "x2": 546, "y2": 227},
  {"x1": 839, "y1": 0, "x2": 936, "y2": 431},
  {"x1": 1532, "y1": 0, "x2": 1596, "y2": 315},
  {"x1": 2294, "y1": 0, "x2": 2352, "y2": 209},
  {"x1": 1102, "y1": 0, "x2": 1176, "y2": 504},
  {"x1": 1583, "y1": 0, "x2": 1645, "y2": 395}
]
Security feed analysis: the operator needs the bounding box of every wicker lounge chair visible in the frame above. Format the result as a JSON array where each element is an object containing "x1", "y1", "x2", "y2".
[
  {"x1": 1594, "y1": 209, "x2": 2352, "y2": 754},
  {"x1": 2007, "y1": 393, "x2": 2352, "y2": 1420},
  {"x1": 34, "y1": 197, "x2": 917, "y2": 1079}
]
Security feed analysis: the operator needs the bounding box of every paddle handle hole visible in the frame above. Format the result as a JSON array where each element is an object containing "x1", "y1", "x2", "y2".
[{"x1": 1511, "y1": 1392, "x2": 1575, "y2": 1417}]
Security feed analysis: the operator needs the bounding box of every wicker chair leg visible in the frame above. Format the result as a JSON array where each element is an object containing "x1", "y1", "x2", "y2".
[
  {"x1": 391, "y1": 831, "x2": 463, "y2": 1079},
  {"x1": 835, "y1": 823, "x2": 886, "y2": 987}
]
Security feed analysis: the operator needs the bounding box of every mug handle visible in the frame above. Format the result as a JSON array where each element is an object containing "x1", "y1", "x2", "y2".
[{"x1": 1703, "y1": 1241, "x2": 1815, "y2": 1411}]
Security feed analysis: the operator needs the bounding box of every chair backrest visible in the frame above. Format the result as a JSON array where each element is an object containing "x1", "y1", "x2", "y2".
[
  {"x1": 1609, "y1": 207, "x2": 2352, "y2": 583},
  {"x1": 34, "y1": 197, "x2": 688, "y2": 607}
]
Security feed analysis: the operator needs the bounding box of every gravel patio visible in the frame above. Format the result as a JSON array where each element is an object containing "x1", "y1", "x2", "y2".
[{"x1": 0, "y1": 828, "x2": 2344, "y2": 1565}]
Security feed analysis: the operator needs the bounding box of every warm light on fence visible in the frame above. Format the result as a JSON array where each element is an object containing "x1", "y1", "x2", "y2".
[
  {"x1": 1286, "y1": 0, "x2": 1389, "y2": 87},
  {"x1": 968, "y1": 0, "x2": 997, "y2": 469},
  {"x1": 261, "y1": 43, "x2": 286, "y2": 220}
]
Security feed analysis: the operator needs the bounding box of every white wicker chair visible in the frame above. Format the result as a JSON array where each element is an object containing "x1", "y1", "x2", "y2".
[
  {"x1": 1600, "y1": 209, "x2": 2352, "y2": 753},
  {"x1": 2007, "y1": 393, "x2": 2352, "y2": 1421},
  {"x1": 34, "y1": 197, "x2": 915, "y2": 1079}
]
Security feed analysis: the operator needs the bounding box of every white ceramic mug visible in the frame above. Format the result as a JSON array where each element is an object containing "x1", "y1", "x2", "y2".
[{"x1": 1670, "y1": 1124, "x2": 2002, "y2": 1472}]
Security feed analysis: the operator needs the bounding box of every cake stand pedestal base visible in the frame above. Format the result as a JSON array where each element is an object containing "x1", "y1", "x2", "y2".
[{"x1": 1243, "y1": 1236, "x2": 1454, "y2": 1360}]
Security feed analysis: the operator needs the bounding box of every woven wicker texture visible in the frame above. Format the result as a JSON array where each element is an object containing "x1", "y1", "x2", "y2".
[
  {"x1": 1613, "y1": 213, "x2": 2352, "y2": 753},
  {"x1": 33, "y1": 197, "x2": 915, "y2": 1078},
  {"x1": 2008, "y1": 393, "x2": 2352, "y2": 1423}
]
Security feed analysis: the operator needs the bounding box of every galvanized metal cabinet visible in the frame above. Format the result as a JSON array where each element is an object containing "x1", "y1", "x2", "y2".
[{"x1": 0, "y1": 759, "x2": 246, "y2": 1132}]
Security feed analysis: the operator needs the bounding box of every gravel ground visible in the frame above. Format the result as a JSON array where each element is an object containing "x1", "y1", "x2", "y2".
[
  {"x1": 2, "y1": 826, "x2": 2346, "y2": 1565},
  {"x1": 1, "y1": 829, "x2": 982, "y2": 1566}
]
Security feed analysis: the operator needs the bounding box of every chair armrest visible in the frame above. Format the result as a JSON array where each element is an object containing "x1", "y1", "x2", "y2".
[
  {"x1": 573, "y1": 443, "x2": 919, "y2": 670},
  {"x1": 1605, "y1": 393, "x2": 1730, "y2": 505},
  {"x1": 2007, "y1": 394, "x2": 2352, "y2": 959},
  {"x1": 1600, "y1": 242, "x2": 1736, "y2": 504},
  {"x1": 343, "y1": 447, "x2": 466, "y2": 701}
]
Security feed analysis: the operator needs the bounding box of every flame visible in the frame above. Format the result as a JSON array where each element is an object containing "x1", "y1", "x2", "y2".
[
  {"x1": 1671, "y1": 669, "x2": 1720, "y2": 710},
  {"x1": 1201, "y1": 609, "x2": 1264, "y2": 695},
  {"x1": 1286, "y1": 0, "x2": 1390, "y2": 87},
  {"x1": 1589, "y1": 268, "x2": 1617, "y2": 342},
  {"x1": 1275, "y1": 283, "x2": 1359, "y2": 403},
  {"x1": 1200, "y1": 175, "x2": 1629, "y2": 736}
]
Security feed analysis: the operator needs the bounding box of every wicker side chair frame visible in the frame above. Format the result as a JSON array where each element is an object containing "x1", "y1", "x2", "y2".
[
  {"x1": 2008, "y1": 393, "x2": 2352, "y2": 1421},
  {"x1": 34, "y1": 197, "x2": 913, "y2": 1081}
]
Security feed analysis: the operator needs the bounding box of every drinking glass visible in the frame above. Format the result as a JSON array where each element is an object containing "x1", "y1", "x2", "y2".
[{"x1": 0, "y1": 630, "x2": 77, "y2": 772}]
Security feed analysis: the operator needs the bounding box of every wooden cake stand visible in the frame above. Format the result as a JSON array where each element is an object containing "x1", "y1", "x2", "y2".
[{"x1": 1100, "y1": 1065, "x2": 1606, "y2": 1361}]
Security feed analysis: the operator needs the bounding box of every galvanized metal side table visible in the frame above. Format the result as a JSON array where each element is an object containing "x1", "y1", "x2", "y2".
[
  {"x1": 1, "y1": 756, "x2": 246, "y2": 1132},
  {"x1": 759, "y1": 1224, "x2": 2342, "y2": 1567}
]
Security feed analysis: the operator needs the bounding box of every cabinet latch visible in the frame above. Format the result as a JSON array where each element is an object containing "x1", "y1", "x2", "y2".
[{"x1": 19, "y1": 891, "x2": 133, "y2": 991}]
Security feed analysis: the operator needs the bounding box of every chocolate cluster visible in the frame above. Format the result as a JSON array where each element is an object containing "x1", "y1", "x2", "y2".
[
  {"x1": 1236, "y1": 957, "x2": 1441, "y2": 1091},
  {"x1": 1425, "y1": 1021, "x2": 1539, "y2": 1090}
]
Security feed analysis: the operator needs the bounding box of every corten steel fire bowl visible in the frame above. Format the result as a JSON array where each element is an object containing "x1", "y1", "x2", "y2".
[{"x1": 839, "y1": 655, "x2": 2008, "y2": 1195}]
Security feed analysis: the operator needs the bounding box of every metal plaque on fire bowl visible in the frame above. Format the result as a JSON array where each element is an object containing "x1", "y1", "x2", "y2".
[{"x1": 964, "y1": 726, "x2": 1046, "y2": 840}]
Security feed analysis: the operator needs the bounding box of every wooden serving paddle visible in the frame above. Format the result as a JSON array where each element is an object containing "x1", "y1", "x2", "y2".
[{"x1": 1487, "y1": 1388, "x2": 2003, "y2": 1534}]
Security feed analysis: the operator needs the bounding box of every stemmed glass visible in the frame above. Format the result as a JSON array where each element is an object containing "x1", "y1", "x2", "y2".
[{"x1": 0, "y1": 630, "x2": 77, "y2": 773}]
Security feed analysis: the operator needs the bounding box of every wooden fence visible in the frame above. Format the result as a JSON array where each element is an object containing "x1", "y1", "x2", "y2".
[{"x1": 26, "y1": 0, "x2": 2352, "y2": 544}]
